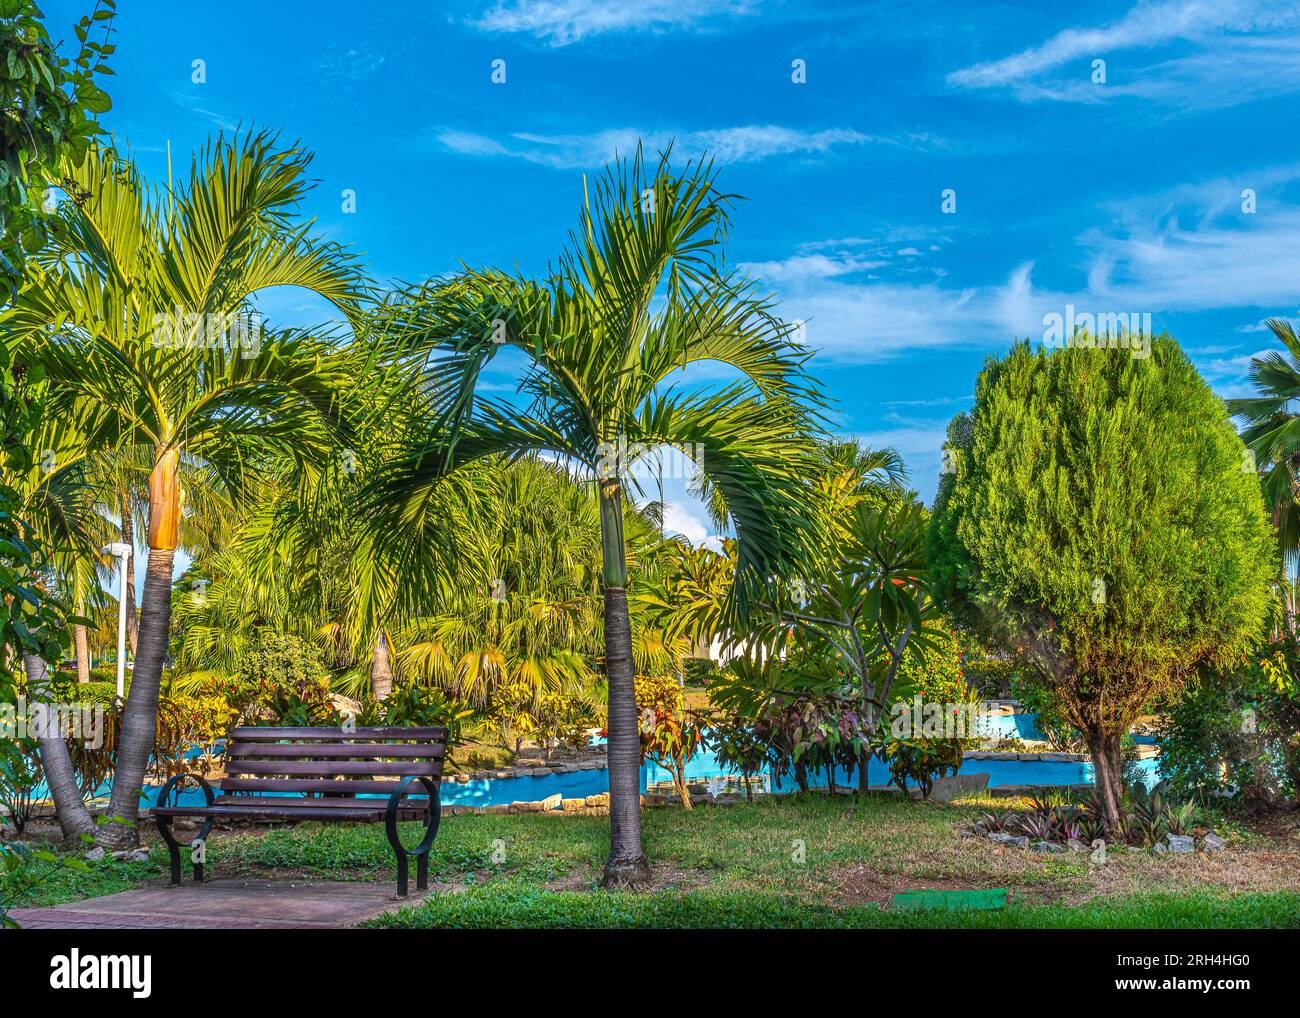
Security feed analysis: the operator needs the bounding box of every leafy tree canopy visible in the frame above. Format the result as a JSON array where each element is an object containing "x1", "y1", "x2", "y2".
[{"x1": 929, "y1": 337, "x2": 1276, "y2": 742}]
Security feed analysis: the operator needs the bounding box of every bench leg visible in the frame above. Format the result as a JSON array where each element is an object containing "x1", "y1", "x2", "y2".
[
  {"x1": 417, "y1": 851, "x2": 428, "y2": 892},
  {"x1": 156, "y1": 817, "x2": 182, "y2": 886},
  {"x1": 395, "y1": 851, "x2": 409, "y2": 898}
]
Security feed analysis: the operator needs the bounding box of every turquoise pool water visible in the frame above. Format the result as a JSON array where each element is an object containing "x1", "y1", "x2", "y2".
[
  {"x1": 644, "y1": 743, "x2": 1161, "y2": 794},
  {"x1": 37, "y1": 713, "x2": 1160, "y2": 810}
]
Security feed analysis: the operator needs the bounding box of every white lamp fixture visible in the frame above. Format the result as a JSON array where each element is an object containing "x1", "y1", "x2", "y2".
[{"x1": 101, "y1": 542, "x2": 132, "y2": 699}]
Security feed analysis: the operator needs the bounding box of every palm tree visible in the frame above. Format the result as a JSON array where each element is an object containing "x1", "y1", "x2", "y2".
[
  {"x1": 7, "y1": 134, "x2": 365, "y2": 846},
  {"x1": 1226, "y1": 318, "x2": 1300, "y2": 626},
  {"x1": 369, "y1": 147, "x2": 822, "y2": 884}
]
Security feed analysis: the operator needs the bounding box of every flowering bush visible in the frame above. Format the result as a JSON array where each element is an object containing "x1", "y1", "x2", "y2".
[
  {"x1": 891, "y1": 618, "x2": 968, "y2": 707},
  {"x1": 635, "y1": 674, "x2": 708, "y2": 807}
]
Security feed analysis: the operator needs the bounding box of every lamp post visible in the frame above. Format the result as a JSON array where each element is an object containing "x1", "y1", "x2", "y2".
[{"x1": 101, "y1": 542, "x2": 132, "y2": 699}]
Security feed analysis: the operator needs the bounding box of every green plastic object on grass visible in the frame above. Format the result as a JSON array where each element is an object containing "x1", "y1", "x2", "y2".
[{"x1": 891, "y1": 888, "x2": 1008, "y2": 911}]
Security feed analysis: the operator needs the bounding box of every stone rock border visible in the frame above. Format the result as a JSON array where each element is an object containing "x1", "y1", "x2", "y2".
[{"x1": 442, "y1": 751, "x2": 609, "y2": 786}]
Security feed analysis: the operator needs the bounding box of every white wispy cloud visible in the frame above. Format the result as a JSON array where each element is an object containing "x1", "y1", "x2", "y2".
[
  {"x1": 168, "y1": 92, "x2": 238, "y2": 132},
  {"x1": 663, "y1": 502, "x2": 724, "y2": 550},
  {"x1": 947, "y1": 0, "x2": 1300, "y2": 107},
  {"x1": 434, "y1": 125, "x2": 902, "y2": 168},
  {"x1": 753, "y1": 162, "x2": 1300, "y2": 367},
  {"x1": 468, "y1": 0, "x2": 759, "y2": 47},
  {"x1": 738, "y1": 252, "x2": 886, "y2": 284}
]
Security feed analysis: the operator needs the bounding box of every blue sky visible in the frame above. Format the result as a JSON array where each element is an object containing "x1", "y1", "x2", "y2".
[{"x1": 48, "y1": 0, "x2": 1300, "y2": 545}]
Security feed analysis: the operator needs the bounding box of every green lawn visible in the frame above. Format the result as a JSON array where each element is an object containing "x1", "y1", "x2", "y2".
[
  {"x1": 368, "y1": 883, "x2": 1300, "y2": 929},
  {"x1": 8, "y1": 793, "x2": 1299, "y2": 928}
]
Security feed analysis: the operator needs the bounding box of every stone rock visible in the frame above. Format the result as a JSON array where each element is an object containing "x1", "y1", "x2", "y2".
[
  {"x1": 987, "y1": 832, "x2": 1029, "y2": 848},
  {"x1": 509, "y1": 800, "x2": 543, "y2": 813},
  {"x1": 561, "y1": 798, "x2": 585, "y2": 812},
  {"x1": 1032, "y1": 840, "x2": 1066, "y2": 854},
  {"x1": 584, "y1": 793, "x2": 609, "y2": 808},
  {"x1": 1153, "y1": 841, "x2": 1168, "y2": 854},
  {"x1": 1165, "y1": 833, "x2": 1194, "y2": 854},
  {"x1": 540, "y1": 793, "x2": 563, "y2": 811},
  {"x1": 484, "y1": 803, "x2": 509, "y2": 814},
  {"x1": 84, "y1": 846, "x2": 105, "y2": 862},
  {"x1": 527, "y1": 767, "x2": 555, "y2": 777},
  {"x1": 929, "y1": 772, "x2": 990, "y2": 803},
  {"x1": 1066, "y1": 839, "x2": 1088, "y2": 852},
  {"x1": 1201, "y1": 832, "x2": 1227, "y2": 852}
]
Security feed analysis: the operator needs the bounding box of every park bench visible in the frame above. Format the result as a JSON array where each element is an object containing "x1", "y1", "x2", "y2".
[{"x1": 152, "y1": 725, "x2": 448, "y2": 897}]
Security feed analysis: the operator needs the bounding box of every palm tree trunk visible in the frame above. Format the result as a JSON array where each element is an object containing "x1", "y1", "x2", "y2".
[
  {"x1": 120, "y1": 487, "x2": 139, "y2": 655},
  {"x1": 598, "y1": 478, "x2": 650, "y2": 886},
  {"x1": 23, "y1": 653, "x2": 95, "y2": 844},
  {"x1": 100, "y1": 450, "x2": 179, "y2": 849},
  {"x1": 73, "y1": 609, "x2": 91, "y2": 683},
  {"x1": 371, "y1": 630, "x2": 393, "y2": 701}
]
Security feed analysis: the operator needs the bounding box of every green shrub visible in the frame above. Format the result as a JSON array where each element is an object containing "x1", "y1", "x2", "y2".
[
  {"x1": 210, "y1": 629, "x2": 336, "y2": 725},
  {"x1": 359, "y1": 683, "x2": 474, "y2": 741},
  {"x1": 682, "y1": 657, "x2": 718, "y2": 688},
  {"x1": 871, "y1": 732, "x2": 963, "y2": 799},
  {"x1": 0, "y1": 742, "x2": 41, "y2": 835},
  {"x1": 1160, "y1": 636, "x2": 1300, "y2": 804}
]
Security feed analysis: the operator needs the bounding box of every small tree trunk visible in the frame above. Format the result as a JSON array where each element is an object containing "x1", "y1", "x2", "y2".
[
  {"x1": 598, "y1": 477, "x2": 650, "y2": 887},
  {"x1": 23, "y1": 653, "x2": 95, "y2": 844},
  {"x1": 674, "y1": 763, "x2": 692, "y2": 809},
  {"x1": 73, "y1": 613, "x2": 91, "y2": 684},
  {"x1": 120, "y1": 487, "x2": 139, "y2": 656},
  {"x1": 370, "y1": 630, "x2": 393, "y2": 701},
  {"x1": 101, "y1": 450, "x2": 179, "y2": 849},
  {"x1": 1084, "y1": 726, "x2": 1125, "y2": 836}
]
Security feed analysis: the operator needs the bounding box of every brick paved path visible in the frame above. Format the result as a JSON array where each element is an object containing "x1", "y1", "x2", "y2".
[{"x1": 10, "y1": 880, "x2": 442, "y2": 929}]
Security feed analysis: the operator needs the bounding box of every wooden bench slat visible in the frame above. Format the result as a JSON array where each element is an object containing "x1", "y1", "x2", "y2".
[
  {"x1": 220, "y1": 776, "x2": 442, "y2": 796},
  {"x1": 210, "y1": 796, "x2": 431, "y2": 809},
  {"x1": 225, "y1": 742, "x2": 446, "y2": 760},
  {"x1": 154, "y1": 804, "x2": 388, "y2": 821},
  {"x1": 225, "y1": 760, "x2": 442, "y2": 778},
  {"x1": 229, "y1": 726, "x2": 449, "y2": 741}
]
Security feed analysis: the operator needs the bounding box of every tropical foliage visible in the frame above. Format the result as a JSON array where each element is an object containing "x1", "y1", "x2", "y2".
[{"x1": 0, "y1": 0, "x2": 115, "y2": 294}]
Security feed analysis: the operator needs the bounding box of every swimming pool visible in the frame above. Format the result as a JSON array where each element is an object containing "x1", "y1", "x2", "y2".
[{"x1": 34, "y1": 713, "x2": 1160, "y2": 811}]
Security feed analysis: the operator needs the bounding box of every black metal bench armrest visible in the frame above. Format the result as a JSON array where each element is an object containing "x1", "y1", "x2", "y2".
[
  {"x1": 154, "y1": 773, "x2": 218, "y2": 885},
  {"x1": 155, "y1": 772, "x2": 215, "y2": 812},
  {"x1": 384, "y1": 775, "x2": 441, "y2": 858}
]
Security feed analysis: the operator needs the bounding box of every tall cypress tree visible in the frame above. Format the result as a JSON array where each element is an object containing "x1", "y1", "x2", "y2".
[{"x1": 929, "y1": 337, "x2": 1275, "y2": 830}]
